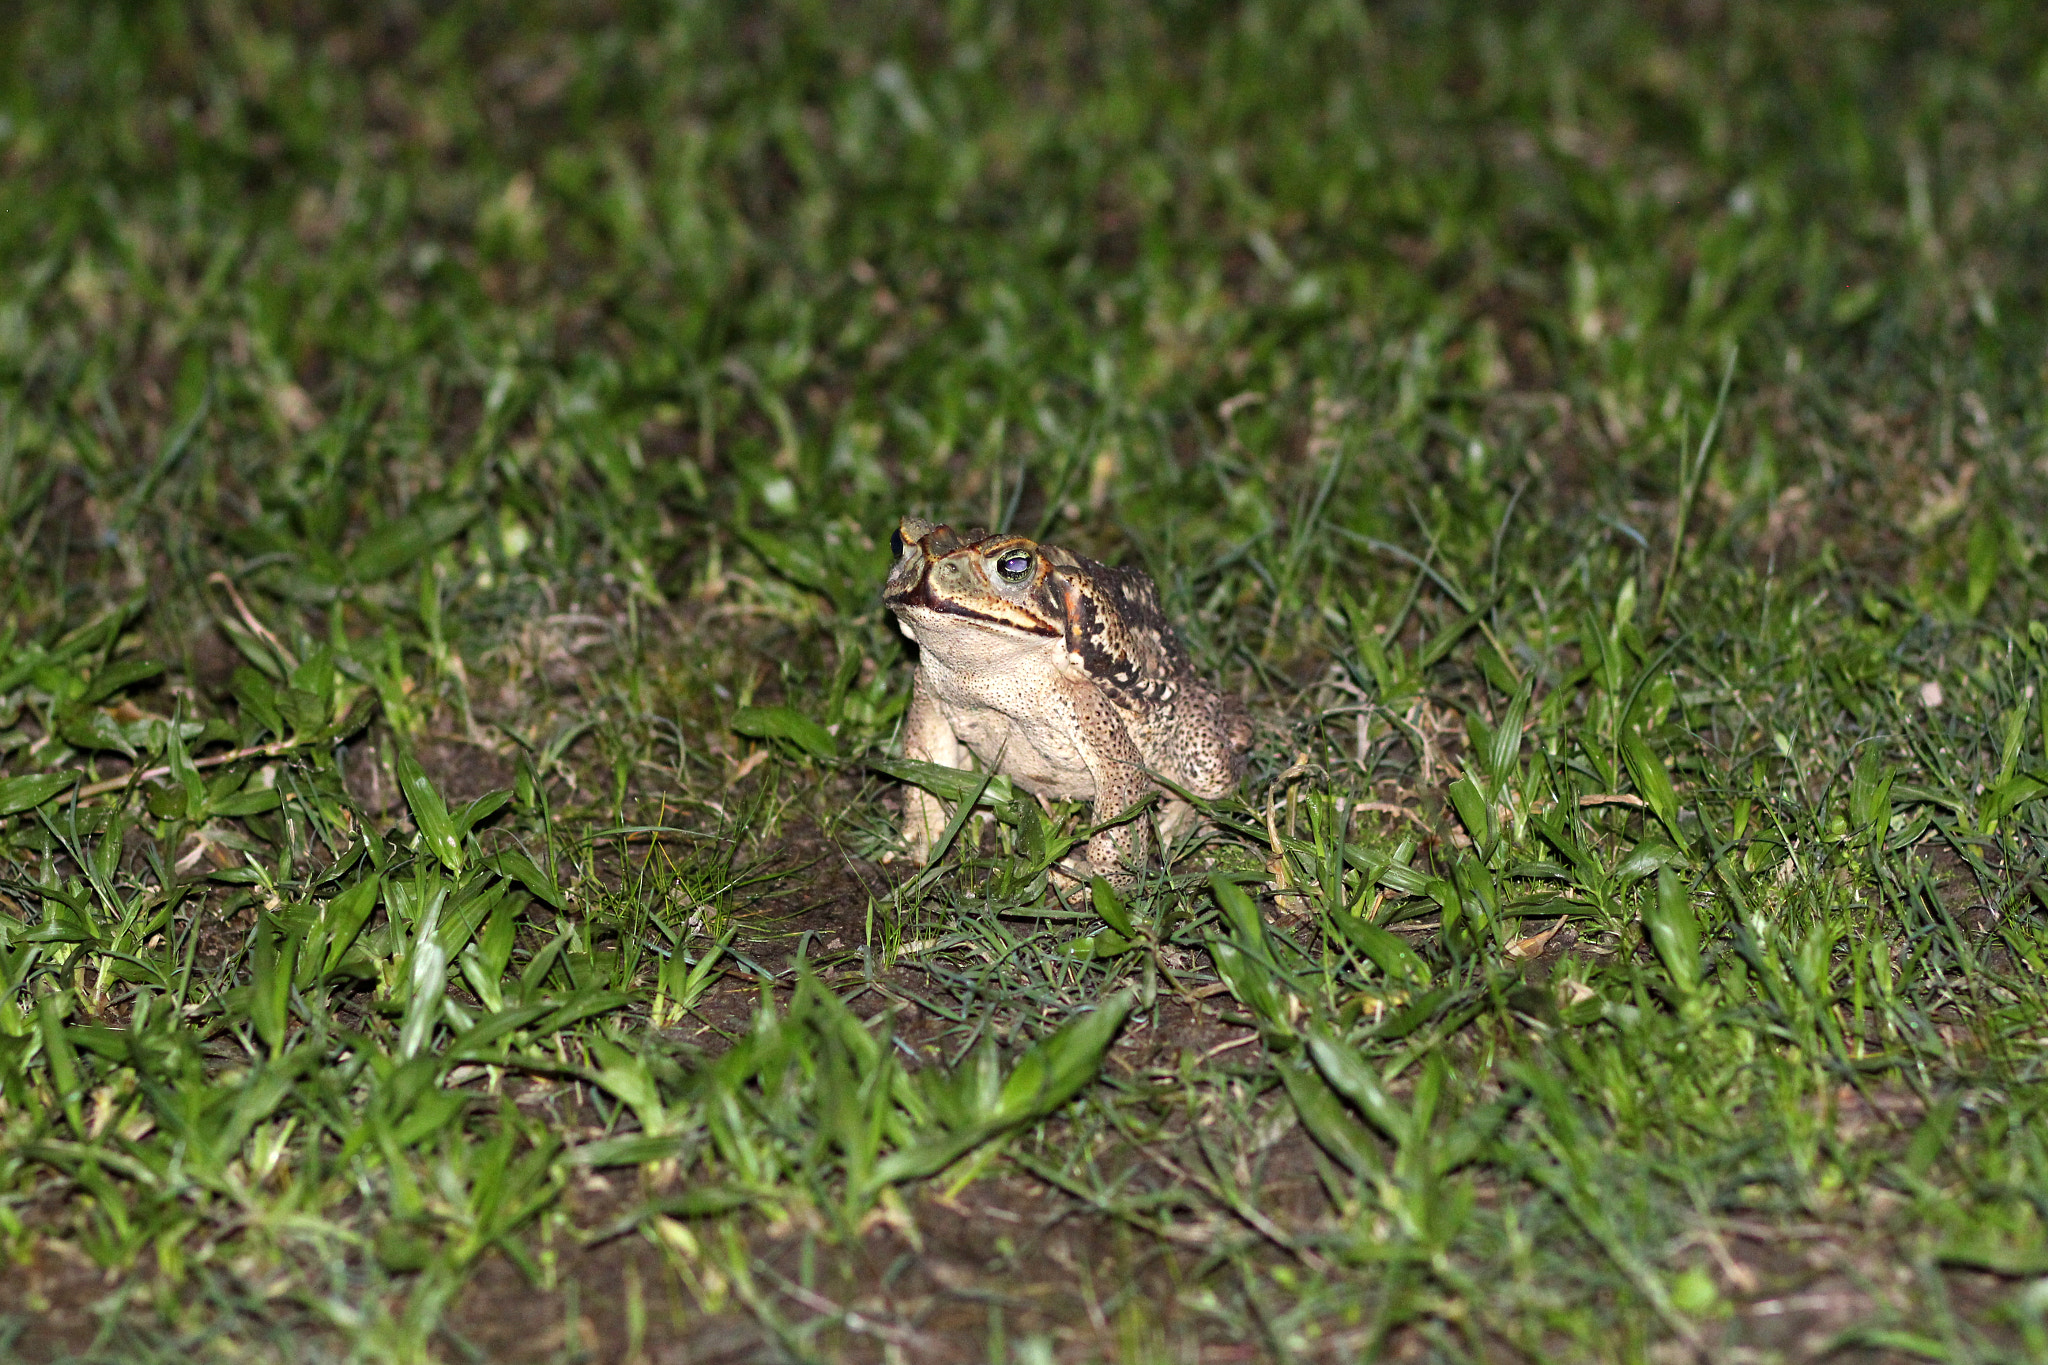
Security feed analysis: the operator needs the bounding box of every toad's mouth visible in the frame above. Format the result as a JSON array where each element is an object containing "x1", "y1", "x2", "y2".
[{"x1": 889, "y1": 568, "x2": 1061, "y2": 637}]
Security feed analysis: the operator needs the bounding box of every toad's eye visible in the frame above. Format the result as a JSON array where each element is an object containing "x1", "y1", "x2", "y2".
[{"x1": 994, "y1": 552, "x2": 1033, "y2": 583}]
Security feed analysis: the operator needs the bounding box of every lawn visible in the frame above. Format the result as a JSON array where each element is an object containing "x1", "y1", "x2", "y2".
[{"x1": 3, "y1": 1, "x2": 2047, "y2": 1361}]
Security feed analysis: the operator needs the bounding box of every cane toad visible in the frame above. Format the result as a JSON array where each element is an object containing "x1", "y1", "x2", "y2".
[{"x1": 883, "y1": 517, "x2": 1252, "y2": 885}]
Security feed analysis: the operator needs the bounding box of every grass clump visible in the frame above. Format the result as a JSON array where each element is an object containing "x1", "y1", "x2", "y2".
[{"x1": 3, "y1": 1, "x2": 2048, "y2": 1360}]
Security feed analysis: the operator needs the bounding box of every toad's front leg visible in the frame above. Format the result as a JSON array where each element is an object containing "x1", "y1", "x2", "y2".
[{"x1": 899, "y1": 671, "x2": 963, "y2": 865}]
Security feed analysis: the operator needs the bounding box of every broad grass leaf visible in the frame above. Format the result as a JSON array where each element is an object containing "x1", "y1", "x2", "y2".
[
  {"x1": 1849, "y1": 754, "x2": 1896, "y2": 844},
  {"x1": 657, "y1": 931, "x2": 730, "y2": 1017},
  {"x1": 1446, "y1": 776, "x2": 1495, "y2": 850},
  {"x1": 210, "y1": 787, "x2": 283, "y2": 818},
  {"x1": 373, "y1": 1219, "x2": 438, "y2": 1273},
  {"x1": 1616, "y1": 839, "x2": 1687, "y2": 884},
  {"x1": 346, "y1": 500, "x2": 479, "y2": 583},
  {"x1": 1436, "y1": 1094, "x2": 1514, "y2": 1177},
  {"x1": 394, "y1": 741, "x2": 464, "y2": 873},
  {"x1": 397, "y1": 880, "x2": 451, "y2": 1060},
  {"x1": 1091, "y1": 876, "x2": 1134, "y2": 938},
  {"x1": 996, "y1": 988, "x2": 1132, "y2": 1119},
  {"x1": 1064, "y1": 931, "x2": 1137, "y2": 960},
  {"x1": 1642, "y1": 869, "x2": 1702, "y2": 998},
  {"x1": 1417, "y1": 596, "x2": 1496, "y2": 669},
  {"x1": 453, "y1": 789, "x2": 511, "y2": 837},
  {"x1": 56, "y1": 705, "x2": 136, "y2": 757},
  {"x1": 526, "y1": 988, "x2": 636, "y2": 1036},
  {"x1": 795, "y1": 971, "x2": 883, "y2": 1071},
  {"x1": 518, "y1": 924, "x2": 575, "y2": 1000},
  {"x1": 163, "y1": 716, "x2": 204, "y2": 820},
  {"x1": 568, "y1": 1134, "x2": 695, "y2": 1170},
  {"x1": 1789, "y1": 920, "x2": 1841, "y2": 1003},
  {"x1": 1306, "y1": 1029, "x2": 1412, "y2": 1146},
  {"x1": 1937, "y1": 1230, "x2": 2048, "y2": 1277},
  {"x1": 1507, "y1": 860, "x2": 1575, "y2": 881},
  {"x1": 584, "y1": 1187, "x2": 755, "y2": 1241},
  {"x1": 461, "y1": 894, "x2": 523, "y2": 1012},
  {"x1": 585, "y1": 1038, "x2": 670, "y2": 1136},
  {"x1": 1274, "y1": 1053, "x2": 1383, "y2": 1179},
  {"x1": 0, "y1": 773, "x2": 77, "y2": 817},
  {"x1": 1367, "y1": 984, "x2": 1454, "y2": 1040},
  {"x1": 894, "y1": 761, "x2": 998, "y2": 878},
  {"x1": 276, "y1": 684, "x2": 327, "y2": 740},
  {"x1": 56, "y1": 1026, "x2": 133, "y2": 1064},
  {"x1": 733, "y1": 525, "x2": 831, "y2": 595},
  {"x1": 314, "y1": 688, "x2": 379, "y2": 745},
  {"x1": 86, "y1": 820, "x2": 121, "y2": 890},
  {"x1": 731, "y1": 704, "x2": 836, "y2": 759},
  {"x1": 288, "y1": 646, "x2": 336, "y2": 710},
  {"x1": 1579, "y1": 610, "x2": 1622, "y2": 694},
  {"x1": 1619, "y1": 727, "x2": 1686, "y2": 848},
  {"x1": 736, "y1": 520, "x2": 889, "y2": 616},
  {"x1": 20, "y1": 894, "x2": 100, "y2": 944},
  {"x1": 78, "y1": 659, "x2": 164, "y2": 707},
  {"x1": 435, "y1": 878, "x2": 508, "y2": 962},
  {"x1": 1890, "y1": 783, "x2": 1968, "y2": 817},
  {"x1": 34, "y1": 994, "x2": 85, "y2": 1137},
  {"x1": 0, "y1": 644, "x2": 42, "y2": 696},
  {"x1": 1484, "y1": 677, "x2": 1533, "y2": 789},
  {"x1": 1965, "y1": 516, "x2": 2002, "y2": 617},
  {"x1": 1905, "y1": 1097, "x2": 1960, "y2": 1177},
  {"x1": 184, "y1": 1046, "x2": 318, "y2": 1181},
  {"x1": 486, "y1": 849, "x2": 565, "y2": 909},
  {"x1": 1996, "y1": 703, "x2": 2028, "y2": 784},
  {"x1": 1830, "y1": 278, "x2": 1882, "y2": 325},
  {"x1": 393, "y1": 1090, "x2": 469, "y2": 1150},
  {"x1": 1207, "y1": 938, "x2": 1288, "y2": 1035},
  {"x1": 1013, "y1": 793, "x2": 1049, "y2": 865},
  {"x1": 868, "y1": 756, "x2": 1014, "y2": 805},
  {"x1": 1374, "y1": 861, "x2": 1434, "y2": 897},
  {"x1": 1209, "y1": 873, "x2": 1267, "y2": 950},
  {"x1": 917, "y1": 1040, "x2": 998, "y2": 1133},
  {"x1": 230, "y1": 666, "x2": 285, "y2": 740},
  {"x1": 1327, "y1": 912, "x2": 1431, "y2": 986},
  {"x1": 1348, "y1": 600, "x2": 1407, "y2": 700},
  {"x1": 1464, "y1": 711, "x2": 1495, "y2": 775},
  {"x1": 440, "y1": 1003, "x2": 555, "y2": 1063},
  {"x1": 871, "y1": 990, "x2": 1132, "y2": 1187},
  {"x1": 312, "y1": 875, "x2": 381, "y2": 981},
  {"x1": 16, "y1": 602, "x2": 143, "y2": 699},
  {"x1": 249, "y1": 919, "x2": 300, "y2": 1055},
  {"x1": 1977, "y1": 772, "x2": 2046, "y2": 833}
]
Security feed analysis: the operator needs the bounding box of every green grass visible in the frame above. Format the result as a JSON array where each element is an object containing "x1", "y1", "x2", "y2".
[{"x1": 3, "y1": 1, "x2": 2048, "y2": 1360}]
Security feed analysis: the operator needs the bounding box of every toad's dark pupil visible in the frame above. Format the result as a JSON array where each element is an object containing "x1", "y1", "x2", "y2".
[{"x1": 996, "y1": 554, "x2": 1031, "y2": 581}]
